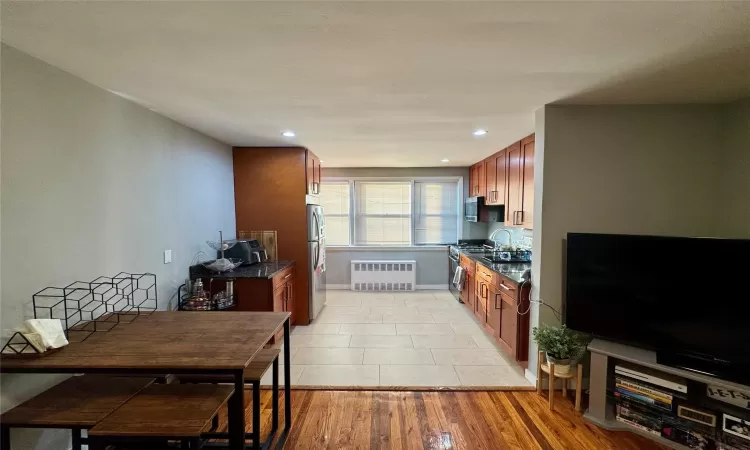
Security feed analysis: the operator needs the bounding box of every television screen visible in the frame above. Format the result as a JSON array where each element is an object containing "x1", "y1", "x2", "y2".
[{"x1": 565, "y1": 233, "x2": 750, "y2": 377}]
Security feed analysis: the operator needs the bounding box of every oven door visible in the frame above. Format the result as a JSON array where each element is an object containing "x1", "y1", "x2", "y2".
[{"x1": 448, "y1": 252, "x2": 461, "y2": 302}]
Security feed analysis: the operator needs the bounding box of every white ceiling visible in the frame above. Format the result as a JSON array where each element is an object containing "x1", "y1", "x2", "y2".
[{"x1": 2, "y1": 1, "x2": 750, "y2": 167}]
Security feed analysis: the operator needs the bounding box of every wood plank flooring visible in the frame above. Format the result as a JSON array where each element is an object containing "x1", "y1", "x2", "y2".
[{"x1": 214, "y1": 390, "x2": 668, "y2": 450}]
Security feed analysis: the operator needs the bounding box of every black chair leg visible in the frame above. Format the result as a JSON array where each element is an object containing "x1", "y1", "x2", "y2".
[
  {"x1": 272, "y1": 357, "x2": 279, "y2": 433},
  {"x1": 1, "y1": 425, "x2": 10, "y2": 450},
  {"x1": 71, "y1": 428, "x2": 82, "y2": 450},
  {"x1": 252, "y1": 381, "x2": 261, "y2": 450}
]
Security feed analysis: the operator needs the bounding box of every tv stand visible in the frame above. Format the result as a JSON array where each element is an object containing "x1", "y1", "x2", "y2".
[{"x1": 586, "y1": 338, "x2": 750, "y2": 450}]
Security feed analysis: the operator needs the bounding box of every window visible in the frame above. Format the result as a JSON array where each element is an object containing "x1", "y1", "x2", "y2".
[
  {"x1": 319, "y1": 181, "x2": 350, "y2": 246},
  {"x1": 414, "y1": 181, "x2": 459, "y2": 245},
  {"x1": 355, "y1": 182, "x2": 411, "y2": 246},
  {"x1": 321, "y1": 178, "x2": 461, "y2": 246}
]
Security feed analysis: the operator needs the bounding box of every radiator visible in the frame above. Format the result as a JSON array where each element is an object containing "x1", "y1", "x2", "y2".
[{"x1": 350, "y1": 260, "x2": 416, "y2": 291}]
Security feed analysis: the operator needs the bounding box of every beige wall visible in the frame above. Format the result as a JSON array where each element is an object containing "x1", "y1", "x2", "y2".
[
  {"x1": 529, "y1": 104, "x2": 723, "y2": 375},
  {"x1": 0, "y1": 45, "x2": 236, "y2": 449},
  {"x1": 719, "y1": 99, "x2": 750, "y2": 238}
]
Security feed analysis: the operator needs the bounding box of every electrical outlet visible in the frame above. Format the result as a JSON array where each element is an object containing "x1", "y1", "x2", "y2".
[{"x1": 164, "y1": 249, "x2": 172, "y2": 264}]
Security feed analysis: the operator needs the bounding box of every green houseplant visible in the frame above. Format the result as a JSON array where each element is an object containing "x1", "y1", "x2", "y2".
[{"x1": 532, "y1": 325, "x2": 586, "y2": 375}]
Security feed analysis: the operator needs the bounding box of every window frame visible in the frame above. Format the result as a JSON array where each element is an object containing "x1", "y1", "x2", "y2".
[{"x1": 321, "y1": 176, "x2": 464, "y2": 248}]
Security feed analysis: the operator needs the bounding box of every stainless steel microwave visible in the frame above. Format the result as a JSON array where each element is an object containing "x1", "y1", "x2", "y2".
[
  {"x1": 465, "y1": 197, "x2": 482, "y2": 222},
  {"x1": 465, "y1": 196, "x2": 503, "y2": 223}
]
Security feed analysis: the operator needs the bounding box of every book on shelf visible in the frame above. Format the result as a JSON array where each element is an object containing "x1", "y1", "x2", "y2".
[
  {"x1": 616, "y1": 377, "x2": 674, "y2": 404},
  {"x1": 616, "y1": 415, "x2": 662, "y2": 437},
  {"x1": 615, "y1": 388, "x2": 672, "y2": 412}
]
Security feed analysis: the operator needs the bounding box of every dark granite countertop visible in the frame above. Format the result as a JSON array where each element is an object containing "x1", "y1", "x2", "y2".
[
  {"x1": 455, "y1": 249, "x2": 530, "y2": 284},
  {"x1": 189, "y1": 260, "x2": 295, "y2": 280}
]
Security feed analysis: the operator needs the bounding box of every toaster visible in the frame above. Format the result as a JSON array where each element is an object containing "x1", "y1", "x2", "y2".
[{"x1": 220, "y1": 239, "x2": 268, "y2": 265}]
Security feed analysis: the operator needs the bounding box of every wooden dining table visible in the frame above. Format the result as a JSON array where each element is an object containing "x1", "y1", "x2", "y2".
[{"x1": 0, "y1": 311, "x2": 293, "y2": 450}]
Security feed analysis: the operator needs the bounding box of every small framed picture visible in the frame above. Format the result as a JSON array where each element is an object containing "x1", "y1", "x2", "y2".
[{"x1": 723, "y1": 413, "x2": 750, "y2": 441}]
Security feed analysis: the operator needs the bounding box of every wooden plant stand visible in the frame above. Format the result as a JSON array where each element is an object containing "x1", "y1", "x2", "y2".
[{"x1": 537, "y1": 351, "x2": 583, "y2": 412}]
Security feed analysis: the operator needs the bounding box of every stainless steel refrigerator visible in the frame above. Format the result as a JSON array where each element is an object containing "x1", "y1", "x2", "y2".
[{"x1": 307, "y1": 204, "x2": 327, "y2": 320}]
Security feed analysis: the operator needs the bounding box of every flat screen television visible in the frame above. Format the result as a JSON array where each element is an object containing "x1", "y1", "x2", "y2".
[{"x1": 565, "y1": 233, "x2": 750, "y2": 384}]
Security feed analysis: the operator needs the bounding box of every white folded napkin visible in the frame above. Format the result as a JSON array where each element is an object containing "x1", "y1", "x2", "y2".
[{"x1": 16, "y1": 319, "x2": 69, "y2": 351}]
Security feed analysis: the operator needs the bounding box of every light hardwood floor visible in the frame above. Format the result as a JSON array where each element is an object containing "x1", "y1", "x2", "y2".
[{"x1": 215, "y1": 389, "x2": 668, "y2": 449}]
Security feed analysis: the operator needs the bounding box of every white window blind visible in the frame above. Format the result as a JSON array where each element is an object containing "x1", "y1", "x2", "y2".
[
  {"x1": 319, "y1": 182, "x2": 351, "y2": 246},
  {"x1": 414, "y1": 181, "x2": 459, "y2": 245},
  {"x1": 355, "y1": 182, "x2": 411, "y2": 246}
]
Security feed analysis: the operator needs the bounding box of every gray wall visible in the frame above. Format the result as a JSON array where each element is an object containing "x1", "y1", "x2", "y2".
[
  {"x1": 719, "y1": 98, "x2": 750, "y2": 238},
  {"x1": 529, "y1": 104, "x2": 723, "y2": 375},
  {"x1": 0, "y1": 45, "x2": 236, "y2": 449},
  {"x1": 322, "y1": 167, "x2": 472, "y2": 287}
]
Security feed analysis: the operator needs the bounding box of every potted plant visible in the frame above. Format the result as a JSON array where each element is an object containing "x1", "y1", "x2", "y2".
[{"x1": 532, "y1": 325, "x2": 585, "y2": 376}]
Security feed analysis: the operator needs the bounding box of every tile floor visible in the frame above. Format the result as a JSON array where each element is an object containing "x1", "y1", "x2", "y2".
[{"x1": 263, "y1": 290, "x2": 533, "y2": 388}]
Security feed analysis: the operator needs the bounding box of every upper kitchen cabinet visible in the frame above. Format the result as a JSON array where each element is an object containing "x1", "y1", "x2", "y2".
[
  {"x1": 469, "y1": 161, "x2": 486, "y2": 197},
  {"x1": 485, "y1": 150, "x2": 506, "y2": 206},
  {"x1": 505, "y1": 134, "x2": 534, "y2": 228},
  {"x1": 306, "y1": 150, "x2": 322, "y2": 196}
]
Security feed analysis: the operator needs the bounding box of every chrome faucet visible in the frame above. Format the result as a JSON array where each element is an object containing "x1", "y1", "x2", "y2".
[{"x1": 489, "y1": 228, "x2": 513, "y2": 249}]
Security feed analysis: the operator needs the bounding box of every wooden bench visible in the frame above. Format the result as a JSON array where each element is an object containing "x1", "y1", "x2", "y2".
[
  {"x1": 0, "y1": 375, "x2": 153, "y2": 450},
  {"x1": 179, "y1": 348, "x2": 280, "y2": 450},
  {"x1": 88, "y1": 383, "x2": 234, "y2": 449}
]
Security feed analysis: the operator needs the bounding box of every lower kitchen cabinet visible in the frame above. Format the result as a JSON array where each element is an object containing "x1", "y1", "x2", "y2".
[
  {"x1": 235, "y1": 264, "x2": 296, "y2": 339},
  {"x1": 469, "y1": 261, "x2": 531, "y2": 368}
]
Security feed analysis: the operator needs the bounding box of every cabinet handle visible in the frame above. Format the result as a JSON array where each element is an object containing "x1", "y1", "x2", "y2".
[
  {"x1": 494, "y1": 293, "x2": 502, "y2": 309},
  {"x1": 499, "y1": 283, "x2": 514, "y2": 292},
  {"x1": 283, "y1": 273, "x2": 292, "y2": 280}
]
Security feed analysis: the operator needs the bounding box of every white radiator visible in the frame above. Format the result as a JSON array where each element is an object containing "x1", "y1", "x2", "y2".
[{"x1": 350, "y1": 260, "x2": 416, "y2": 291}]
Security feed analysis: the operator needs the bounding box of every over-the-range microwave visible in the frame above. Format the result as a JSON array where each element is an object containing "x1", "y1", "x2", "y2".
[{"x1": 465, "y1": 197, "x2": 503, "y2": 223}]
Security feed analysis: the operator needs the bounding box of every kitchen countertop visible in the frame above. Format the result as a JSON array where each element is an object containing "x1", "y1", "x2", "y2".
[
  {"x1": 455, "y1": 249, "x2": 530, "y2": 284},
  {"x1": 189, "y1": 260, "x2": 295, "y2": 280}
]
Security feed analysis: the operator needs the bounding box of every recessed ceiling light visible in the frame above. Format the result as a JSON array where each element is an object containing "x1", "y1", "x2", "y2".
[
  {"x1": 281, "y1": 130, "x2": 296, "y2": 137},
  {"x1": 320, "y1": 160, "x2": 325, "y2": 163},
  {"x1": 473, "y1": 129, "x2": 488, "y2": 136},
  {"x1": 441, "y1": 159, "x2": 450, "y2": 163}
]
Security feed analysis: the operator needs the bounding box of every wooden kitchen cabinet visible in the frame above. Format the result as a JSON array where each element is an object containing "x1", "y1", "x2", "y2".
[
  {"x1": 520, "y1": 135, "x2": 535, "y2": 228},
  {"x1": 306, "y1": 150, "x2": 322, "y2": 196},
  {"x1": 459, "y1": 254, "x2": 475, "y2": 309},
  {"x1": 485, "y1": 150, "x2": 507, "y2": 206},
  {"x1": 469, "y1": 161, "x2": 486, "y2": 197},
  {"x1": 474, "y1": 261, "x2": 531, "y2": 368},
  {"x1": 505, "y1": 135, "x2": 534, "y2": 228},
  {"x1": 235, "y1": 263, "x2": 296, "y2": 319}
]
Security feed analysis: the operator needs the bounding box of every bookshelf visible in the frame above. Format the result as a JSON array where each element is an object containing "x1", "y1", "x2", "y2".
[{"x1": 586, "y1": 338, "x2": 750, "y2": 449}]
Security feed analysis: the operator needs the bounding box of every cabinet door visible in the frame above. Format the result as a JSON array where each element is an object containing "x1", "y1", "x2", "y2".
[
  {"x1": 474, "y1": 279, "x2": 487, "y2": 322},
  {"x1": 484, "y1": 158, "x2": 496, "y2": 203},
  {"x1": 494, "y1": 150, "x2": 507, "y2": 206},
  {"x1": 486, "y1": 286, "x2": 501, "y2": 337},
  {"x1": 307, "y1": 151, "x2": 321, "y2": 195},
  {"x1": 470, "y1": 164, "x2": 478, "y2": 196},
  {"x1": 463, "y1": 271, "x2": 474, "y2": 309},
  {"x1": 505, "y1": 142, "x2": 523, "y2": 226},
  {"x1": 285, "y1": 280, "x2": 295, "y2": 324},
  {"x1": 498, "y1": 293, "x2": 517, "y2": 357},
  {"x1": 520, "y1": 135, "x2": 534, "y2": 228},
  {"x1": 477, "y1": 161, "x2": 486, "y2": 199},
  {"x1": 273, "y1": 285, "x2": 285, "y2": 313}
]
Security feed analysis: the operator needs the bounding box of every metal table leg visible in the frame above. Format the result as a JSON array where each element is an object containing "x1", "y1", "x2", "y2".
[
  {"x1": 229, "y1": 369, "x2": 246, "y2": 450},
  {"x1": 1, "y1": 424, "x2": 10, "y2": 449},
  {"x1": 284, "y1": 318, "x2": 291, "y2": 430}
]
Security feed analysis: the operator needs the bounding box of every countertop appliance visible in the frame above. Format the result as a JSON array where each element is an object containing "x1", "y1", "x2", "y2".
[
  {"x1": 307, "y1": 204, "x2": 327, "y2": 320},
  {"x1": 221, "y1": 239, "x2": 268, "y2": 265}
]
